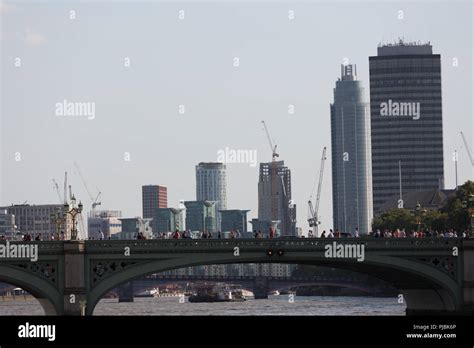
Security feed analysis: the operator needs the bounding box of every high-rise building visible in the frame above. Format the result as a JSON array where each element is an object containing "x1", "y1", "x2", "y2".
[
  {"x1": 88, "y1": 210, "x2": 122, "y2": 239},
  {"x1": 330, "y1": 64, "x2": 373, "y2": 235},
  {"x1": 369, "y1": 41, "x2": 444, "y2": 214},
  {"x1": 195, "y1": 163, "x2": 227, "y2": 228},
  {"x1": 142, "y1": 185, "x2": 167, "y2": 219},
  {"x1": 219, "y1": 209, "x2": 250, "y2": 234},
  {"x1": 0, "y1": 204, "x2": 72, "y2": 240},
  {"x1": 154, "y1": 208, "x2": 184, "y2": 233},
  {"x1": 184, "y1": 200, "x2": 217, "y2": 233},
  {"x1": 258, "y1": 161, "x2": 296, "y2": 236}
]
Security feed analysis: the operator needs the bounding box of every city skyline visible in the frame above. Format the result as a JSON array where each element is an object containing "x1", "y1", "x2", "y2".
[{"x1": 1, "y1": 2, "x2": 472, "y2": 235}]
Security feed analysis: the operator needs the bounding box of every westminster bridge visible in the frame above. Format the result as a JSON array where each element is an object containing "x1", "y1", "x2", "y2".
[{"x1": 0, "y1": 237, "x2": 473, "y2": 315}]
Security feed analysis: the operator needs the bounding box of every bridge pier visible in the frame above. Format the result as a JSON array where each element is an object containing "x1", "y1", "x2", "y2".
[
  {"x1": 401, "y1": 289, "x2": 456, "y2": 315},
  {"x1": 62, "y1": 241, "x2": 88, "y2": 315},
  {"x1": 461, "y1": 239, "x2": 474, "y2": 314},
  {"x1": 253, "y1": 276, "x2": 269, "y2": 299},
  {"x1": 118, "y1": 282, "x2": 134, "y2": 303}
]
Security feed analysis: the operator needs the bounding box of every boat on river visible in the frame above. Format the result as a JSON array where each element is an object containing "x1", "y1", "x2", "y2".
[{"x1": 188, "y1": 283, "x2": 246, "y2": 303}]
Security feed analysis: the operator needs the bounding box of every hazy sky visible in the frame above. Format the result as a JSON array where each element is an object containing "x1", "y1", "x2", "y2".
[{"x1": 1, "y1": 0, "x2": 473, "y2": 234}]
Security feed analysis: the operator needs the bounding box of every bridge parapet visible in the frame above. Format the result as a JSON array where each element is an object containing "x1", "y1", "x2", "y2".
[
  {"x1": 0, "y1": 238, "x2": 463, "y2": 257},
  {"x1": 82, "y1": 237, "x2": 463, "y2": 254}
]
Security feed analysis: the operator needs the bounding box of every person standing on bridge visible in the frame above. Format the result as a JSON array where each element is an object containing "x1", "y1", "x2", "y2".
[
  {"x1": 321, "y1": 230, "x2": 326, "y2": 238},
  {"x1": 353, "y1": 228, "x2": 359, "y2": 238}
]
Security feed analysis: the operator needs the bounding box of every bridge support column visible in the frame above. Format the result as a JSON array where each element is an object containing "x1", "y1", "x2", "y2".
[
  {"x1": 253, "y1": 276, "x2": 269, "y2": 299},
  {"x1": 62, "y1": 241, "x2": 88, "y2": 316},
  {"x1": 461, "y1": 239, "x2": 474, "y2": 314},
  {"x1": 401, "y1": 288, "x2": 456, "y2": 315},
  {"x1": 118, "y1": 282, "x2": 134, "y2": 302}
]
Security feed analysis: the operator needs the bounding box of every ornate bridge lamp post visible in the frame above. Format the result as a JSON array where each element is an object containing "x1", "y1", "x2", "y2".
[
  {"x1": 64, "y1": 195, "x2": 83, "y2": 240},
  {"x1": 462, "y1": 194, "x2": 474, "y2": 237},
  {"x1": 411, "y1": 202, "x2": 427, "y2": 233},
  {"x1": 50, "y1": 209, "x2": 67, "y2": 240}
]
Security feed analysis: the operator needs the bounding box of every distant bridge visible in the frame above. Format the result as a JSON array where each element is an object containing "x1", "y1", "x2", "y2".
[
  {"x1": 0, "y1": 238, "x2": 472, "y2": 315},
  {"x1": 116, "y1": 274, "x2": 387, "y2": 300}
]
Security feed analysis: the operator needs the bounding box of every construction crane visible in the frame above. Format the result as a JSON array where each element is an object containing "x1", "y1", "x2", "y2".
[
  {"x1": 63, "y1": 172, "x2": 68, "y2": 204},
  {"x1": 74, "y1": 162, "x2": 102, "y2": 216},
  {"x1": 51, "y1": 173, "x2": 68, "y2": 204},
  {"x1": 261, "y1": 120, "x2": 279, "y2": 162},
  {"x1": 308, "y1": 147, "x2": 327, "y2": 236},
  {"x1": 261, "y1": 121, "x2": 279, "y2": 221},
  {"x1": 460, "y1": 131, "x2": 474, "y2": 166},
  {"x1": 52, "y1": 179, "x2": 63, "y2": 204}
]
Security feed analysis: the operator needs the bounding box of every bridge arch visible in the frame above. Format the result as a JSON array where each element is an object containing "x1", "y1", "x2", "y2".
[
  {"x1": 0, "y1": 264, "x2": 61, "y2": 315},
  {"x1": 86, "y1": 251, "x2": 460, "y2": 315}
]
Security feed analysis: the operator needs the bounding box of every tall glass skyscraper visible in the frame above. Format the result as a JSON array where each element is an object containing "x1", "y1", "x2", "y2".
[
  {"x1": 195, "y1": 162, "x2": 227, "y2": 229},
  {"x1": 330, "y1": 64, "x2": 373, "y2": 235},
  {"x1": 369, "y1": 41, "x2": 444, "y2": 214}
]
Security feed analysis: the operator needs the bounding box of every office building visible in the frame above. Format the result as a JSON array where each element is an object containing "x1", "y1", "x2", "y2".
[
  {"x1": 142, "y1": 185, "x2": 167, "y2": 219},
  {"x1": 0, "y1": 209, "x2": 18, "y2": 240},
  {"x1": 0, "y1": 204, "x2": 72, "y2": 240},
  {"x1": 88, "y1": 210, "x2": 122, "y2": 239},
  {"x1": 184, "y1": 200, "x2": 217, "y2": 233},
  {"x1": 154, "y1": 208, "x2": 184, "y2": 233},
  {"x1": 114, "y1": 217, "x2": 153, "y2": 240},
  {"x1": 220, "y1": 209, "x2": 250, "y2": 234},
  {"x1": 250, "y1": 218, "x2": 280, "y2": 237},
  {"x1": 369, "y1": 40, "x2": 444, "y2": 214}
]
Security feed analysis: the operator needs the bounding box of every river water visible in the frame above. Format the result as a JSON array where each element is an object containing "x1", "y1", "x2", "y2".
[{"x1": 0, "y1": 296, "x2": 406, "y2": 315}]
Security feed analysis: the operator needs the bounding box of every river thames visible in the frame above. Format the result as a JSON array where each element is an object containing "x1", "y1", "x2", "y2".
[{"x1": 0, "y1": 295, "x2": 406, "y2": 315}]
